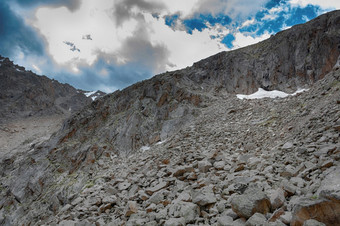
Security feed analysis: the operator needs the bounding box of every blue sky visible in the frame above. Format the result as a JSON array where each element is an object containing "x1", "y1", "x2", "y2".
[{"x1": 0, "y1": 0, "x2": 338, "y2": 92}]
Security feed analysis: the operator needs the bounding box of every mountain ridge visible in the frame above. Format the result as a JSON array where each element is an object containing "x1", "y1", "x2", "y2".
[
  {"x1": 0, "y1": 55, "x2": 93, "y2": 124},
  {"x1": 0, "y1": 10, "x2": 339, "y2": 226}
]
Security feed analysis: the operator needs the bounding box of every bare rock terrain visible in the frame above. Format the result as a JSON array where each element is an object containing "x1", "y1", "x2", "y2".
[{"x1": 0, "y1": 10, "x2": 340, "y2": 226}]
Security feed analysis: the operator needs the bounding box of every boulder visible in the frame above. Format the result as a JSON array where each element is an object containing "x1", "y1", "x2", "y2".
[
  {"x1": 291, "y1": 198, "x2": 340, "y2": 226},
  {"x1": 192, "y1": 186, "x2": 217, "y2": 206},
  {"x1": 245, "y1": 213, "x2": 267, "y2": 226},
  {"x1": 230, "y1": 187, "x2": 271, "y2": 219},
  {"x1": 216, "y1": 215, "x2": 234, "y2": 226},
  {"x1": 303, "y1": 219, "x2": 326, "y2": 226},
  {"x1": 268, "y1": 188, "x2": 286, "y2": 210},
  {"x1": 168, "y1": 201, "x2": 200, "y2": 223},
  {"x1": 164, "y1": 217, "x2": 186, "y2": 226}
]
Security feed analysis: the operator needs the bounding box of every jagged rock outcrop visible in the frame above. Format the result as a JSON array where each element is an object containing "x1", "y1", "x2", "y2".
[
  {"x1": 0, "y1": 55, "x2": 92, "y2": 124},
  {"x1": 187, "y1": 10, "x2": 340, "y2": 94},
  {"x1": 0, "y1": 10, "x2": 340, "y2": 226}
]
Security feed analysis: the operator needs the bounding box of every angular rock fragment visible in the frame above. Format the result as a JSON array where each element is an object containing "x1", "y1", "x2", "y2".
[
  {"x1": 230, "y1": 187, "x2": 271, "y2": 219},
  {"x1": 168, "y1": 201, "x2": 200, "y2": 223}
]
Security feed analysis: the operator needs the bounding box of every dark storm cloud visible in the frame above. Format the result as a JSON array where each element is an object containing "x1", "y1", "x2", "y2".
[
  {"x1": 13, "y1": 0, "x2": 81, "y2": 11},
  {"x1": 52, "y1": 58, "x2": 153, "y2": 92},
  {"x1": 113, "y1": 0, "x2": 165, "y2": 26},
  {"x1": 119, "y1": 28, "x2": 172, "y2": 73},
  {"x1": 0, "y1": 1, "x2": 44, "y2": 57}
]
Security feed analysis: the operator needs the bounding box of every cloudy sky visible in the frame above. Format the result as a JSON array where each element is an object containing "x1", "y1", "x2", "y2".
[{"x1": 1, "y1": 0, "x2": 339, "y2": 92}]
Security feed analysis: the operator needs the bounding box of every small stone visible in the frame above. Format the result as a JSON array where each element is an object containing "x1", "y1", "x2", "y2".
[
  {"x1": 198, "y1": 160, "x2": 212, "y2": 173},
  {"x1": 214, "y1": 161, "x2": 225, "y2": 170},
  {"x1": 125, "y1": 201, "x2": 138, "y2": 217},
  {"x1": 268, "y1": 188, "x2": 285, "y2": 211},
  {"x1": 60, "y1": 204, "x2": 72, "y2": 212},
  {"x1": 146, "y1": 181, "x2": 168, "y2": 195},
  {"x1": 118, "y1": 182, "x2": 131, "y2": 191},
  {"x1": 303, "y1": 219, "x2": 326, "y2": 226},
  {"x1": 71, "y1": 197, "x2": 83, "y2": 206},
  {"x1": 192, "y1": 186, "x2": 217, "y2": 206},
  {"x1": 164, "y1": 217, "x2": 186, "y2": 226},
  {"x1": 245, "y1": 213, "x2": 267, "y2": 226},
  {"x1": 169, "y1": 201, "x2": 200, "y2": 223},
  {"x1": 279, "y1": 211, "x2": 292, "y2": 224},
  {"x1": 217, "y1": 215, "x2": 234, "y2": 226},
  {"x1": 173, "y1": 166, "x2": 194, "y2": 177},
  {"x1": 148, "y1": 191, "x2": 164, "y2": 204},
  {"x1": 234, "y1": 164, "x2": 245, "y2": 172},
  {"x1": 282, "y1": 182, "x2": 296, "y2": 197},
  {"x1": 102, "y1": 195, "x2": 117, "y2": 204},
  {"x1": 282, "y1": 142, "x2": 294, "y2": 150}
]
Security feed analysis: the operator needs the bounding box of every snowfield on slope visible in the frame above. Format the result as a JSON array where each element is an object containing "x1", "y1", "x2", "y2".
[{"x1": 236, "y1": 88, "x2": 308, "y2": 100}]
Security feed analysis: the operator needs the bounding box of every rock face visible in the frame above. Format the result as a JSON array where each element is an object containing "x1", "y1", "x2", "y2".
[
  {"x1": 188, "y1": 10, "x2": 340, "y2": 94},
  {"x1": 0, "y1": 10, "x2": 339, "y2": 226},
  {"x1": 0, "y1": 56, "x2": 92, "y2": 124}
]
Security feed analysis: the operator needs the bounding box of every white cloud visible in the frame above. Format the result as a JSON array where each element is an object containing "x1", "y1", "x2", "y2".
[
  {"x1": 288, "y1": 0, "x2": 340, "y2": 9},
  {"x1": 232, "y1": 32, "x2": 271, "y2": 49},
  {"x1": 30, "y1": 0, "x2": 286, "y2": 77},
  {"x1": 145, "y1": 13, "x2": 229, "y2": 71},
  {"x1": 241, "y1": 18, "x2": 255, "y2": 27}
]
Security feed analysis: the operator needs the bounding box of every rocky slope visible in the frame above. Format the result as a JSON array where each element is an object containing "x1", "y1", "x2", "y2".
[
  {"x1": 0, "y1": 10, "x2": 339, "y2": 226},
  {"x1": 0, "y1": 55, "x2": 92, "y2": 124}
]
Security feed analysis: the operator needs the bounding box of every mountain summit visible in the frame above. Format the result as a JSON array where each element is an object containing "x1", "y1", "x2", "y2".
[{"x1": 0, "y1": 10, "x2": 339, "y2": 226}]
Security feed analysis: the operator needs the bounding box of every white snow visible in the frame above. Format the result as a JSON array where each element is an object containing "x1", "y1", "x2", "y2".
[
  {"x1": 84, "y1": 91, "x2": 96, "y2": 97},
  {"x1": 236, "y1": 88, "x2": 308, "y2": 100},
  {"x1": 15, "y1": 68, "x2": 24, "y2": 72},
  {"x1": 84, "y1": 91, "x2": 100, "y2": 101},
  {"x1": 140, "y1": 146, "x2": 150, "y2": 152},
  {"x1": 156, "y1": 140, "x2": 167, "y2": 145},
  {"x1": 0, "y1": 59, "x2": 4, "y2": 62}
]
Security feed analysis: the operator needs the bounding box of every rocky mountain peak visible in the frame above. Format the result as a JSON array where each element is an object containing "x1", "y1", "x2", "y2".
[{"x1": 0, "y1": 56, "x2": 92, "y2": 124}]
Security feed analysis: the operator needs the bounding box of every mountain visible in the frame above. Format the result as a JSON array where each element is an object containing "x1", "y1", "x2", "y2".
[
  {"x1": 0, "y1": 10, "x2": 339, "y2": 226},
  {"x1": 0, "y1": 55, "x2": 92, "y2": 124}
]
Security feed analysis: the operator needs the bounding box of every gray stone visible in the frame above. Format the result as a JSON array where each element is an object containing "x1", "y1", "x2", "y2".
[
  {"x1": 102, "y1": 195, "x2": 117, "y2": 204},
  {"x1": 268, "y1": 188, "x2": 285, "y2": 211},
  {"x1": 245, "y1": 213, "x2": 267, "y2": 226},
  {"x1": 118, "y1": 182, "x2": 131, "y2": 191},
  {"x1": 198, "y1": 160, "x2": 212, "y2": 173},
  {"x1": 217, "y1": 215, "x2": 234, "y2": 226},
  {"x1": 230, "y1": 187, "x2": 271, "y2": 219},
  {"x1": 146, "y1": 181, "x2": 168, "y2": 195},
  {"x1": 169, "y1": 201, "x2": 200, "y2": 223},
  {"x1": 148, "y1": 190, "x2": 164, "y2": 204},
  {"x1": 164, "y1": 217, "x2": 186, "y2": 226},
  {"x1": 192, "y1": 186, "x2": 217, "y2": 206},
  {"x1": 282, "y1": 142, "x2": 294, "y2": 150},
  {"x1": 280, "y1": 211, "x2": 292, "y2": 225},
  {"x1": 303, "y1": 219, "x2": 326, "y2": 226}
]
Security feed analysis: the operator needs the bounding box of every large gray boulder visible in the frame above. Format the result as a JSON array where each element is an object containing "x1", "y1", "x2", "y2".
[{"x1": 230, "y1": 187, "x2": 271, "y2": 219}]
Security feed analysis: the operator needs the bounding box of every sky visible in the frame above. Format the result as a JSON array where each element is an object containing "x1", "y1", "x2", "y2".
[{"x1": 0, "y1": 0, "x2": 339, "y2": 93}]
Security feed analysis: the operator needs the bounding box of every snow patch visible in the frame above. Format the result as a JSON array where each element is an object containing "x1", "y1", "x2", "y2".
[
  {"x1": 15, "y1": 68, "x2": 24, "y2": 72},
  {"x1": 237, "y1": 88, "x2": 308, "y2": 100},
  {"x1": 156, "y1": 140, "x2": 167, "y2": 145},
  {"x1": 84, "y1": 91, "x2": 96, "y2": 97},
  {"x1": 84, "y1": 91, "x2": 100, "y2": 101},
  {"x1": 140, "y1": 146, "x2": 150, "y2": 152}
]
